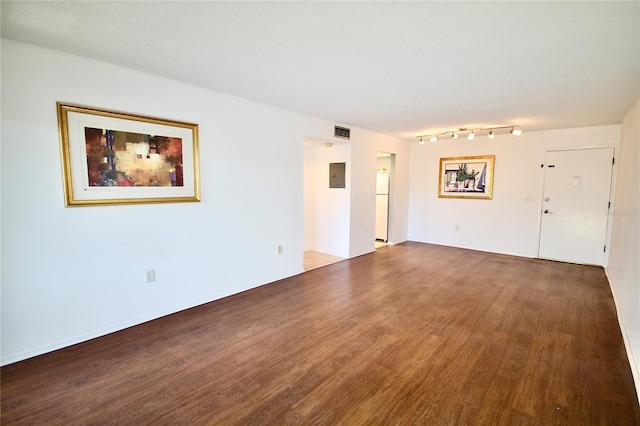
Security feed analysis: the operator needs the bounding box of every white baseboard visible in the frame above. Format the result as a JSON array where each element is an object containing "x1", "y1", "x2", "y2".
[{"x1": 604, "y1": 267, "x2": 640, "y2": 404}]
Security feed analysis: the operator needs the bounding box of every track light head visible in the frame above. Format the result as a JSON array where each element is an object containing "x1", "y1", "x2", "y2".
[
  {"x1": 451, "y1": 132, "x2": 458, "y2": 139},
  {"x1": 468, "y1": 131, "x2": 475, "y2": 140},
  {"x1": 419, "y1": 137, "x2": 424, "y2": 145},
  {"x1": 512, "y1": 128, "x2": 522, "y2": 136},
  {"x1": 430, "y1": 136, "x2": 438, "y2": 143},
  {"x1": 488, "y1": 129, "x2": 495, "y2": 140}
]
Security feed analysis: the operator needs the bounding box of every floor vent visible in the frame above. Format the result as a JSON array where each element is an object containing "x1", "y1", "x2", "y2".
[{"x1": 334, "y1": 125, "x2": 351, "y2": 140}]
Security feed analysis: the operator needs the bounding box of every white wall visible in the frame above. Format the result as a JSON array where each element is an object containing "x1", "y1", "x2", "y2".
[
  {"x1": 606, "y1": 96, "x2": 640, "y2": 396},
  {"x1": 303, "y1": 142, "x2": 351, "y2": 257},
  {"x1": 408, "y1": 125, "x2": 621, "y2": 258},
  {"x1": 0, "y1": 39, "x2": 410, "y2": 364}
]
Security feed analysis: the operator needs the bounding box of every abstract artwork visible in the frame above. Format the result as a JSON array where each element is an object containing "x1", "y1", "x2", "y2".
[{"x1": 57, "y1": 103, "x2": 200, "y2": 206}]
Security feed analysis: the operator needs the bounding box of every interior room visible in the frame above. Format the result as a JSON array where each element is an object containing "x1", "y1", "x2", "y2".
[{"x1": 1, "y1": 1, "x2": 638, "y2": 423}]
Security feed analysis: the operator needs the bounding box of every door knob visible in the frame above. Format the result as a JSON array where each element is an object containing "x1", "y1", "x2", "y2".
[{"x1": 543, "y1": 209, "x2": 553, "y2": 214}]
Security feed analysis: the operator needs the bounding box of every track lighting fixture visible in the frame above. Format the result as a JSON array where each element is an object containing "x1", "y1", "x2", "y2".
[{"x1": 416, "y1": 125, "x2": 522, "y2": 144}]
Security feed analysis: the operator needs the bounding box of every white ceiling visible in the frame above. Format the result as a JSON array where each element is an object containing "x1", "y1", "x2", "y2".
[{"x1": 2, "y1": 1, "x2": 638, "y2": 141}]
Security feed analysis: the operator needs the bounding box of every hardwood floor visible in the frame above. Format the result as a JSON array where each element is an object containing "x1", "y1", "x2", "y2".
[{"x1": 2, "y1": 242, "x2": 638, "y2": 424}]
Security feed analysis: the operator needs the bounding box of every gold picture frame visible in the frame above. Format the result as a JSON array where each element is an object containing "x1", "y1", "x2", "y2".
[
  {"x1": 438, "y1": 155, "x2": 494, "y2": 199},
  {"x1": 57, "y1": 103, "x2": 200, "y2": 207}
]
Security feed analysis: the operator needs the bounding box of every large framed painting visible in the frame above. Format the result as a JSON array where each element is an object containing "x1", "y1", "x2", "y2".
[
  {"x1": 57, "y1": 103, "x2": 200, "y2": 207},
  {"x1": 438, "y1": 155, "x2": 494, "y2": 199}
]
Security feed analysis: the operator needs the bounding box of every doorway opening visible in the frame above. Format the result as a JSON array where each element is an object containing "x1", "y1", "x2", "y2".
[
  {"x1": 303, "y1": 137, "x2": 351, "y2": 270},
  {"x1": 375, "y1": 152, "x2": 395, "y2": 248}
]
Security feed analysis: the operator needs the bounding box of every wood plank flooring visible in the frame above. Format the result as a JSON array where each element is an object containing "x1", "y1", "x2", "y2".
[{"x1": 2, "y1": 242, "x2": 639, "y2": 424}]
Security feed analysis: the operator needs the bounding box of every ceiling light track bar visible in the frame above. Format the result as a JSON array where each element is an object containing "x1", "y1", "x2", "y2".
[{"x1": 417, "y1": 125, "x2": 522, "y2": 144}]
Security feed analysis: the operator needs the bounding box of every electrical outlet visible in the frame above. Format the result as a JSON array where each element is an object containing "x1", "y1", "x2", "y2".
[
  {"x1": 277, "y1": 245, "x2": 283, "y2": 254},
  {"x1": 145, "y1": 269, "x2": 155, "y2": 283}
]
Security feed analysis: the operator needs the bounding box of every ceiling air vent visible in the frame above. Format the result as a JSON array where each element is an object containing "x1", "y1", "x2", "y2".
[{"x1": 334, "y1": 125, "x2": 351, "y2": 140}]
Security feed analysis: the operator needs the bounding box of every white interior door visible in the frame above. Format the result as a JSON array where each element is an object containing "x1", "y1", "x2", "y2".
[{"x1": 538, "y1": 148, "x2": 614, "y2": 266}]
